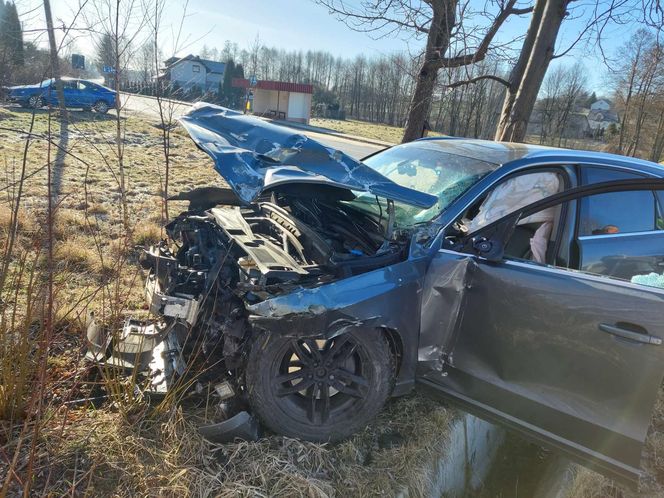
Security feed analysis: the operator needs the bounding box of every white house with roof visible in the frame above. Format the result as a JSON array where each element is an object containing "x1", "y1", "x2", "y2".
[
  {"x1": 163, "y1": 55, "x2": 225, "y2": 93},
  {"x1": 586, "y1": 99, "x2": 620, "y2": 133},
  {"x1": 590, "y1": 99, "x2": 611, "y2": 111}
]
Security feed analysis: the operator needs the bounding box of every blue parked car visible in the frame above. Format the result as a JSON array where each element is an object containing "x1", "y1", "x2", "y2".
[{"x1": 5, "y1": 77, "x2": 116, "y2": 114}]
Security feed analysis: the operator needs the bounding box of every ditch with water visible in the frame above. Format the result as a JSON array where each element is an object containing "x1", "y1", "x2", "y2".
[{"x1": 427, "y1": 412, "x2": 574, "y2": 497}]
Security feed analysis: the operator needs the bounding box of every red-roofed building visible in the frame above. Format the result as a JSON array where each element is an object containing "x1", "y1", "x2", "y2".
[{"x1": 232, "y1": 78, "x2": 313, "y2": 124}]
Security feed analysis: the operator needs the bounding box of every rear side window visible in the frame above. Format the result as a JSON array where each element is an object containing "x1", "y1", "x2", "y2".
[{"x1": 579, "y1": 167, "x2": 659, "y2": 236}]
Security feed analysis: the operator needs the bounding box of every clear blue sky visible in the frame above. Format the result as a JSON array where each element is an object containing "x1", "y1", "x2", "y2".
[
  {"x1": 181, "y1": 0, "x2": 411, "y2": 57},
  {"x1": 20, "y1": 0, "x2": 641, "y2": 94}
]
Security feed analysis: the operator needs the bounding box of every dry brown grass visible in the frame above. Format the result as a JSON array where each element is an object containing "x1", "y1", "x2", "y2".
[
  {"x1": 18, "y1": 392, "x2": 452, "y2": 497},
  {"x1": 567, "y1": 467, "x2": 622, "y2": 498},
  {"x1": 310, "y1": 118, "x2": 444, "y2": 144},
  {"x1": 88, "y1": 203, "x2": 109, "y2": 215},
  {"x1": 53, "y1": 237, "x2": 101, "y2": 272},
  {"x1": 132, "y1": 220, "x2": 163, "y2": 246},
  {"x1": 0, "y1": 203, "x2": 37, "y2": 235},
  {"x1": 53, "y1": 208, "x2": 88, "y2": 237}
]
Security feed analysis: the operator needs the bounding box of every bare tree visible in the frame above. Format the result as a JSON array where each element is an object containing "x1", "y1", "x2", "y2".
[
  {"x1": 146, "y1": 0, "x2": 190, "y2": 220},
  {"x1": 315, "y1": 0, "x2": 531, "y2": 142},
  {"x1": 494, "y1": 0, "x2": 568, "y2": 141},
  {"x1": 90, "y1": 0, "x2": 148, "y2": 229},
  {"x1": 611, "y1": 29, "x2": 664, "y2": 158},
  {"x1": 494, "y1": 0, "x2": 664, "y2": 142},
  {"x1": 43, "y1": 0, "x2": 67, "y2": 117},
  {"x1": 536, "y1": 62, "x2": 588, "y2": 146},
  {"x1": 248, "y1": 33, "x2": 262, "y2": 79},
  {"x1": 136, "y1": 41, "x2": 156, "y2": 82}
]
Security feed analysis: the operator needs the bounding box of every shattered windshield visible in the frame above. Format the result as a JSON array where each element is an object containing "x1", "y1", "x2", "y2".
[{"x1": 348, "y1": 141, "x2": 497, "y2": 226}]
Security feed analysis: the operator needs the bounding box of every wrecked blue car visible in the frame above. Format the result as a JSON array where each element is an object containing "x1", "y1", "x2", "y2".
[
  {"x1": 87, "y1": 103, "x2": 664, "y2": 486},
  {"x1": 6, "y1": 77, "x2": 116, "y2": 113}
]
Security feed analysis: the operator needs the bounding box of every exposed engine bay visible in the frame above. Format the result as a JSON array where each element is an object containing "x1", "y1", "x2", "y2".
[{"x1": 87, "y1": 185, "x2": 410, "y2": 405}]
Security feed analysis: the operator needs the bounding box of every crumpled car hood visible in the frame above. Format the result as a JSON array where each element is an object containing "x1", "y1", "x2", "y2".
[{"x1": 178, "y1": 103, "x2": 438, "y2": 208}]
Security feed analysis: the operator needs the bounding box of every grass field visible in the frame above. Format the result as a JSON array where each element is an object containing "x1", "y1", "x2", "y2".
[{"x1": 310, "y1": 117, "x2": 445, "y2": 144}]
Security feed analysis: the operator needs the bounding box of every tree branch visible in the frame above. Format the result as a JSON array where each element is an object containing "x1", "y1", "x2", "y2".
[
  {"x1": 445, "y1": 74, "x2": 511, "y2": 88},
  {"x1": 431, "y1": 1, "x2": 534, "y2": 69},
  {"x1": 314, "y1": 0, "x2": 432, "y2": 35}
]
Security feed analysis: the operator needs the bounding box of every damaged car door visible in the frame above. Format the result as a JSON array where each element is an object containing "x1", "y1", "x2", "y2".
[{"x1": 418, "y1": 179, "x2": 664, "y2": 486}]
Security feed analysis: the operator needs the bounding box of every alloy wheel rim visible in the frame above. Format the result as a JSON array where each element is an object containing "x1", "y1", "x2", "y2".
[{"x1": 271, "y1": 336, "x2": 371, "y2": 425}]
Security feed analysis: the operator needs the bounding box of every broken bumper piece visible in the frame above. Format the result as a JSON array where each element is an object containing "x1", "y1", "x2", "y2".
[
  {"x1": 198, "y1": 411, "x2": 260, "y2": 443},
  {"x1": 85, "y1": 317, "x2": 185, "y2": 393}
]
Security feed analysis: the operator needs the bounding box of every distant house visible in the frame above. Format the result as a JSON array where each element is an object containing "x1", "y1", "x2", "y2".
[
  {"x1": 587, "y1": 109, "x2": 620, "y2": 133},
  {"x1": 528, "y1": 97, "x2": 620, "y2": 140},
  {"x1": 590, "y1": 99, "x2": 611, "y2": 111},
  {"x1": 162, "y1": 55, "x2": 225, "y2": 93}
]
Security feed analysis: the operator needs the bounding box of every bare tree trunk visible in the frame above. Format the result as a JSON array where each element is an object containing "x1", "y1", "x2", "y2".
[
  {"x1": 628, "y1": 54, "x2": 658, "y2": 156},
  {"x1": 403, "y1": 67, "x2": 440, "y2": 141},
  {"x1": 112, "y1": 0, "x2": 129, "y2": 230},
  {"x1": 495, "y1": 0, "x2": 567, "y2": 142},
  {"x1": 23, "y1": 3, "x2": 62, "y2": 493},
  {"x1": 402, "y1": 1, "x2": 456, "y2": 143},
  {"x1": 494, "y1": 0, "x2": 545, "y2": 142}
]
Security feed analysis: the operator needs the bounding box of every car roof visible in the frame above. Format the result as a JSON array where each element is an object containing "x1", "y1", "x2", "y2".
[
  {"x1": 416, "y1": 137, "x2": 664, "y2": 178},
  {"x1": 59, "y1": 77, "x2": 102, "y2": 85}
]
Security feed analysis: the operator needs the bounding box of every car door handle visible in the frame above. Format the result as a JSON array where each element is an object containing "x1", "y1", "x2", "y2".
[{"x1": 599, "y1": 323, "x2": 662, "y2": 345}]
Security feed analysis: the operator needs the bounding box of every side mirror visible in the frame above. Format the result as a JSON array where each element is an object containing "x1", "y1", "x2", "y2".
[{"x1": 471, "y1": 236, "x2": 504, "y2": 262}]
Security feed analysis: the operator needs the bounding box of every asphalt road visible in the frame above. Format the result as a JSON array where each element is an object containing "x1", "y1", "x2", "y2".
[{"x1": 120, "y1": 93, "x2": 384, "y2": 159}]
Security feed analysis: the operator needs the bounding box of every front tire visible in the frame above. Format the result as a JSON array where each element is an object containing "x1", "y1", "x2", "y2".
[
  {"x1": 246, "y1": 329, "x2": 394, "y2": 442},
  {"x1": 28, "y1": 95, "x2": 44, "y2": 109},
  {"x1": 93, "y1": 100, "x2": 109, "y2": 114}
]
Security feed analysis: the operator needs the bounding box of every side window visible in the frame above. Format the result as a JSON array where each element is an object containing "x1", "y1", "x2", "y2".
[
  {"x1": 452, "y1": 183, "x2": 664, "y2": 288},
  {"x1": 579, "y1": 167, "x2": 659, "y2": 236},
  {"x1": 658, "y1": 192, "x2": 664, "y2": 230},
  {"x1": 510, "y1": 192, "x2": 664, "y2": 289},
  {"x1": 77, "y1": 81, "x2": 89, "y2": 90},
  {"x1": 63, "y1": 80, "x2": 77, "y2": 90}
]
